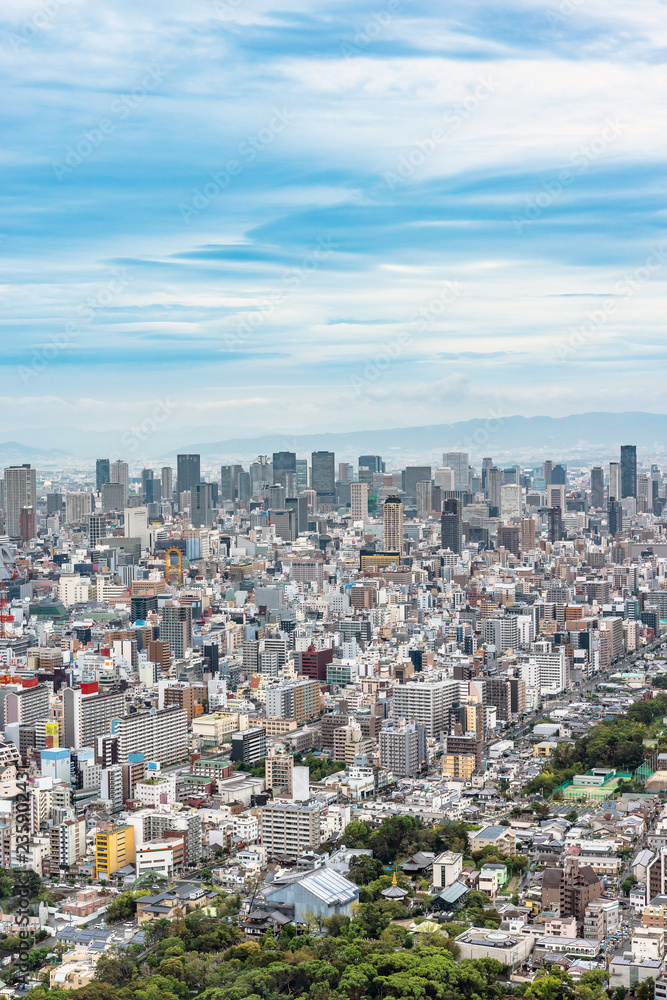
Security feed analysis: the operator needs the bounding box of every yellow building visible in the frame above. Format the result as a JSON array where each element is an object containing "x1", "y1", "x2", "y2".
[
  {"x1": 533, "y1": 741, "x2": 557, "y2": 758},
  {"x1": 95, "y1": 824, "x2": 135, "y2": 881},
  {"x1": 442, "y1": 753, "x2": 476, "y2": 781}
]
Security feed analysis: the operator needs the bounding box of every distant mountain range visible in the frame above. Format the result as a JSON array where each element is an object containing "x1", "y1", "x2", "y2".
[{"x1": 5, "y1": 411, "x2": 667, "y2": 468}]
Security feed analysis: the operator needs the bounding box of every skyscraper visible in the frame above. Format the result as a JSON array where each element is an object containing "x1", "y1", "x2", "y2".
[
  {"x1": 161, "y1": 467, "x2": 173, "y2": 500},
  {"x1": 110, "y1": 460, "x2": 129, "y2": 504},
  {"x1": 4, "y1": 464, "x2": 37, "y2": 539},
  {"x1": 404, "y1": 466, "x2": 431, "y2": 500},
  {"x1": 443, "y1": 452, "x2": 469, "y2": 491},
  {"x1": 141, "y1": 469, "x2": 154, "y2": 500},
  {"x1": 551, "y1": 464, "x2": 567, "y2": 485},
  {"x1": 96, "y1": 459, "x2": 110, "y2": 491},
  {"x1": 383, "y1": 495, "x2": 403, "y2": 554},
  {"x1": 350, "y1": 482, "x2": 368, "y2": 522},
  {"x1": 486, "y1": 466, "x2": 501, "y2": 516},
  {"x1": 359, "y1": 455, "x2": 383, "y2": 473},
  {"x1": 416, "y1": 481, "x2": 432, "y2": 515},
  {"x1": 191, "y1": 483, "x2": 213, "y2": 528},
  {"x1": 311, "y1": 451, "x2": 335, "y2": 504},
  {"x1": 608, "y1": 499, "x2": 623, "y2": 536},
  {"x1": 272, "y1": 452, "x2": 296, "y2": 488},
  {"x1": 441, "y1": 498, "x2": 462, "y2": 554},
  {"x1": 177, "y1": 454, "x2": 201, "y2": 503},
  {"x1": 296, "y1": 459, "x2": 308, "y2": 491},
  {"x1": 620, "y1": 445, "x2": 637, "y2": 499},
  {"x1": 590, "y1": 467, "x2": 604, "y2": 508},
  {"x1": 609, "y1": 461, "x2": 621, "y2": 501}
]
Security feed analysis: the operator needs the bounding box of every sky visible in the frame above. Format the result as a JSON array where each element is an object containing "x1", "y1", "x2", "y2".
[{"x1": 2, "y1": 0, "x2": 667, "y2": 453}]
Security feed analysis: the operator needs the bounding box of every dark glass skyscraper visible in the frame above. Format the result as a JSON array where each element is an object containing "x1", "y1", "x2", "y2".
[
  {"x1": 272, "y1": 451, "x2": 296, "y2": 488},
  {"x1": 359, "y1": 455, "x2": 383, "y2": 473},
  {"x1": 311, "y1": 451, "x2": 335, "y2": 503},
  {"x1": 404, "y1": 466, "x2": 431, "y2": 500},
  {"x1": 608, "y1": 499, "x2": 623, "y2": 536},
  {"x1": 96, "y1": 459, "x2": 110, "y2": 491},
  {"x1": 620, "y1": 445, "x2": 637, "y2": 498},
  {"x1": 177, "y1": 454, "x2": 201, "y2": 503},
  {"x1": 590, "y1": 467, "x2": 604, "y2": 508},
  {"x1": 441, "y1": 498, "x2": 462, "y2": 554}
]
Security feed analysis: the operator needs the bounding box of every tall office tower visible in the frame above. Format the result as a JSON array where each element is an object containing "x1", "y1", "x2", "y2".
[
  {"x1": 176, "y1": 454, "x2": 200, "y2": 504},
  {"x1": 443, "y1": 452, "x2": 469, "y2": 490},
  {"x1": 311, "y1": 451, "x2": 336, "y2": 504},
  {"x1": 521, "y1": 516, "x2": 536, "y2": 552},
  {"x1": 110, "y1": 460, "x2": 129, "y2": 504},
  {"x1": 543, "y1": 460, "x2": 553, "y2": 485},
  {"x1": 350, "y1": 482, "x2": 368, "y2": 522},
  {"x1": 392, "y1": 678, "x2": 460, "y2": 739},
  {"x1": 404, "y1": 466, "x2": 432, "y2": 500},
  {"x1": 486, "y1": 466, "x2": 501, "y2": 516},
  {"x1": 608, "y1": 499, "x2": 623, "y2": 536},
  {"x1": 192, "y1": 483, "x2": 213, "y2": 528},
  {"x1": 238, "y1": 471, "x2": 250, "y2": 503},
  {"x1": 500, "y1": 484, "x2": 522, "y2": 519},
  {"x1": 272, "y1": 451, "x2": 296, "y2": 488},
  {"x1": 338, "y1": 462, "x2": 353, "y2": 481},
  {"x1": 251, "y1": 456, "x2": 272, "y2": 494},
  {"x1": 141, "y1": 469, "x2": 154, "y2": 500},
  {"x1": 65, "y1": 492, "x2": 92, "y2": 524},
  {"x1": 590, "y1": 467, "x2": 604, "y2": 508},
  {"x1": 4, "y1": 464, "x2": 37, "y2": 539},
  {"x1": 101, "y1": 483, "x2": 125, "y2": 512},
  {"x1": 620, "y1": 445, "x2": 637, "y2": 498},
  {"x1": 638, "y1": 474, "x2": 651, "y2": 511},
  {"x1": 441, "y1": 498, "x2": 462, "y2": 554},
  {"x1": 609, "y1": 461, "x2": 621, "y2": 501},
  {"x1": 269, "y1": 484, "x2": 286, "y2": 509},
  {"x1": 124, "y1": 506, "x2": 148, "y2": 548},
  {"x1": 220, "y1": 464, "x2": 242, "y2": 502},
  {"x1": 547, "y1": 506, "x2": 562, "y2": 543},
  {"x1": 88, "y1": 513, "x2": 106, "y2": 547},
  {"x1": 285, "y1": 496, "x2": 308, "y2": 535},
  {"x1": 481, "y1": 457, "x2": 493, "y2": 490},
  {"x1": 295, "y1": 458, "x2": 308, "y2": 490},
  {"x1": 383, "y1": 495, "x2": 404, "y2": 554},
  {"x1": 359, "y1": 455, "x2": 383, "y2": 473},
  {"x1": 434, "y1": 467, "x2": 455, "y2": 491},
  {"x1": 416, "y1": 481, "x2": 432, "y2": 515},
  {"x1": 96, "y1": 459, "x2": 110, "y2": 491},
  {"x1": 551, "y1": 464, "x2": 567, "y2": 485},
  {"x1": 161, "y1": 467, "x2": 173, "y2": 499},
  {"x1": 284, "y1": 471, "x2": 298, "y2": 497},
  {"x1": 160, "y1": 603, "x2": 193, "y2": 657}
]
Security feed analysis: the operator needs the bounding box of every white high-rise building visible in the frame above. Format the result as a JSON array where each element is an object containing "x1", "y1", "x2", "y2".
[
  {"x1": 548, "y1": 484, "x2": 566, "y2": 517},
  {"x1": 350, "y1": 482, "x2": 369, "y2": 523},
  {"x1": 391, "y1": 678, "x2": 460, "y2": 738},
  {"x1": 124, "y1": 506, "x2": 148, "y2": 549},
  {"x1": 4, "y1": 464, "x2": 37, "y2": 539},
  {"x1": 434, "y1": 467, "x2": 455, "y2": 491},
  {"x1": 383, "y1": 496, "x2": 403, "y2": 554},
  {"x1": 443, "y1": 453, "x2": 469, "y2": 491},
  {"x1": 115, "y1": 706, "x2": 187, "y2": 765},
  {"x1": 500, "y1": 484, "x2": 522, "y2": 520},
  {"x1": 609, "y1": 462, "x2": 621, "y2": 501}
]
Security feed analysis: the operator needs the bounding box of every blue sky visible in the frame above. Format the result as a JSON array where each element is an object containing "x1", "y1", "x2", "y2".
[{"x1": 2, "y1": 0, "x2": 666, "y2": 450}]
